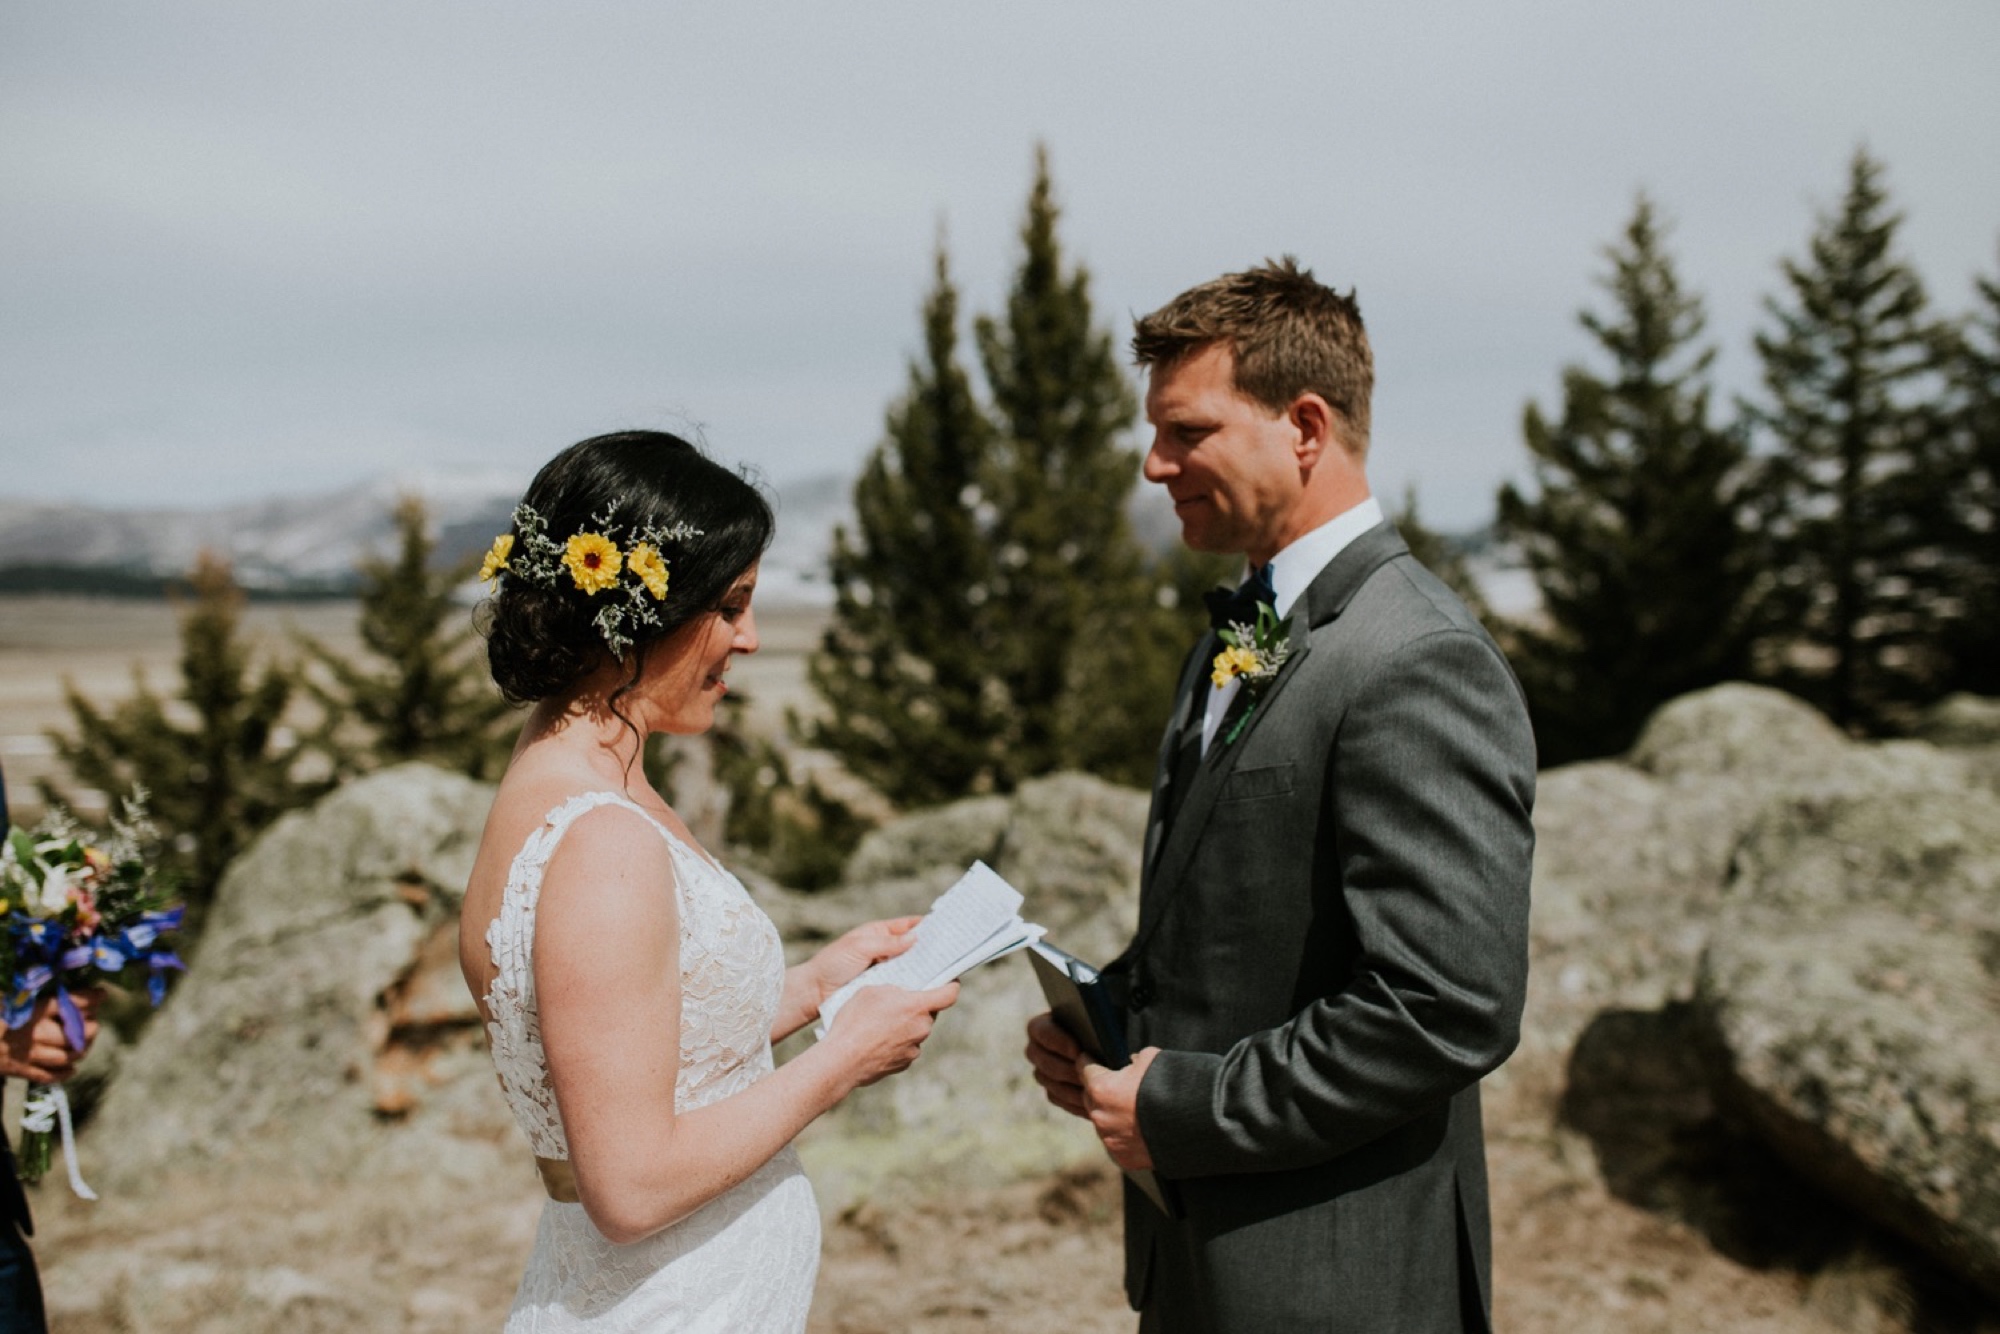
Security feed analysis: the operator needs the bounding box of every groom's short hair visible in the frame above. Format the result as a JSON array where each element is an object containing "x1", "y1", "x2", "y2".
[{"x1": 1132, "y1": 256, "x2": 1374, "y2": 452}]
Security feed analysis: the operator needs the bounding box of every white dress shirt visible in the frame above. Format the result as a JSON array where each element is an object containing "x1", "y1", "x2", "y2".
[{"x1": 1200, "y1": 496, "x2": 1385, "y2": 754}]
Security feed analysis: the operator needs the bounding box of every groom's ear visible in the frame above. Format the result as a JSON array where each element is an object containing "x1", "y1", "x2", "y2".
[{"x1": 1288, "y1": 393, "x2": 1339, "y2": 469}]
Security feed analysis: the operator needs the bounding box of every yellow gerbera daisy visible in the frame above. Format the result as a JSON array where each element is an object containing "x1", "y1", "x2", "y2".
[
  {"x1": 627, "y1": 542, "x2": 669, "y2": 600},
  {"x1": 1211, "y1": 645, "x2": 1260, "y2": 688},
  {"x1": 479, "y1": 534, "x2": 514, "y2": 582},
  {"x1": 564, "y1": 533, "x2": 623, "y2": 593}
]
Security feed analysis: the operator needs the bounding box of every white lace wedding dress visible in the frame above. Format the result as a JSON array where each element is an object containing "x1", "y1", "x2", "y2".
[{"x1": 484, "y1": 791, "x2": 821, "y2": 1331}]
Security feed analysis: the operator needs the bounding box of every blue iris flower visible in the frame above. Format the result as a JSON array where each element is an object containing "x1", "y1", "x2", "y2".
[{"x1": 6, "y1": 900, "x2": 186, "y2": 1048}]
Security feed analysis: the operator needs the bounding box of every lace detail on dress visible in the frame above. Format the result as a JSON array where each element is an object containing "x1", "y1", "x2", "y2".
[{"x1": 482, "y1": 791, "x2": 818, "y2": 1331}]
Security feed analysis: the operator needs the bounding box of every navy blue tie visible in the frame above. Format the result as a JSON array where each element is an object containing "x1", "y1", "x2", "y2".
[{"x1": 1203, "y1": 563, "x2": 1276, "y2": 631}]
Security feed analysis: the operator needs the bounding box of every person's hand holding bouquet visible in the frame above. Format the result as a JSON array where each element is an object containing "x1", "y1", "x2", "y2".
[{"x1": 0, "y1": 794, "x2": 182, "y2": 1194}]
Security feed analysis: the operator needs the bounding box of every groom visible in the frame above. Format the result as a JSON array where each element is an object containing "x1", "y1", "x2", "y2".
[{"x1": 1026, "y1": 258, "x2": 1535, "y2": 1332}]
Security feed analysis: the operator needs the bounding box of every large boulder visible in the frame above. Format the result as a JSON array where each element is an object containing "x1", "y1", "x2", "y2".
[
  {"x1": 1526, "y1": 686, "x2": 1980, "y2": 1052},
  {"x1": 789, "y1": 772, "x2": 1148, "y2": 1212},
  {"x1": 82, "y1": 764, "x2": 512, "y2": 1191},
  {"x1": 1918, "y1": 692, "x2": 2000, "y2": 749},
  {"x1": 1693, "y1": 781, "x2": 2000, "y2": 1301},
  {"x1": 1523, "y1": 686, "x2": 1842, "y2": 1061},
  {"x1": 1628, "y1": 681, "x2": 1852, "y2": 786},
  {"x1": 1919, "y1": 694, "x2": 2000, "y2": 799},
  {"x1": 54, "y1": 764, "x2": 1145, "y2": 1327},
  {"x1": 83, "y1": 764, "x2": 1146, "y2": 1213},
  {"x1": 753, "y1": 793, "x2": 1016, "y2": 947}
]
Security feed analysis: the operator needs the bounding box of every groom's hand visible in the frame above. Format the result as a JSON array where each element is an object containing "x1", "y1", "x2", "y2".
[
  {"x1": 1024, "y1": 1012, "x2": 1088, "y2": 1118},
  {"x1": 1079, "y1": 1047, "x2": 1158, "y2": 1172}
]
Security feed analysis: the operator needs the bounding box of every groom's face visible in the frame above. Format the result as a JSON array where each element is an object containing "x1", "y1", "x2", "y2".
[{"x1": 1143, "y1": 343, "x2": 1306, "y2": 563}]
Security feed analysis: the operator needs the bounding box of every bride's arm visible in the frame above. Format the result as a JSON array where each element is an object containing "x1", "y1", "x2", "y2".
[
  {"x1": 769, "y1": 916, "x2": 922, "y2": 1043},
  {"x1": 536, "y1": 811, "x2": 953, "y2": 1246}
]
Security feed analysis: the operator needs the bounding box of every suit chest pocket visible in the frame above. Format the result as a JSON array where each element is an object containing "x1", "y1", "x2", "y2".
[{"x1": 1215, "y1": 761, "x2": 1294, "y2": 805}]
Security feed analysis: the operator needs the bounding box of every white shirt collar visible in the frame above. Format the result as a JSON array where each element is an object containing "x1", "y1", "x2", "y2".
[
  {"x1": 1263, "y1": 495, "x2": 1384, "y2": 617},
  {"x1": 1200, "y1": 495, "x2": 1384, "y2": 754}
]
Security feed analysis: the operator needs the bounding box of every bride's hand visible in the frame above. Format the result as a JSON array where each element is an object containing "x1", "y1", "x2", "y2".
[
  {"x1": 808, "y1": 916, "x2": 923, "y2": 1003},
  {"x1": 822, "y1": 981, "x2": 959, "y2": 1089}
]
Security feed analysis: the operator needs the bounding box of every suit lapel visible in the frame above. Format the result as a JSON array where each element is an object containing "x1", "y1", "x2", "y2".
[
  {"x1": 1142, "y1": 634, "x2": 1215, "y2": 885},
  {"x1": 1140, "y1": 521, "x2": 1410, "y2": 930},
  {"x1": 1139, "y1": 637, "x2": 1313, "y2": 931}
]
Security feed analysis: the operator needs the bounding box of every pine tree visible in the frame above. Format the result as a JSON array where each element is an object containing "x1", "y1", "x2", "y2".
[
  {"x1": 809, "y1": 152, "x2": 1220, "y2": 804},
  {"x1": 805, "y1": 243, "x2": 1011, "y2": 805},
  {"x1": 1745, "y1": 150, "x2": 1953, "y2": 732},
  {"x1": 297, "y1": 496, "x2": 516, "y2": 779},
  {"x1": 1055, "y1": 542, "x2": 1236, "y2": 789},
  {"x1": 697, "y1": 696, "x2": 870, "y2": 891},
  {"x1": 45, "y1": 553, "x2": 327, "y2": 919},
  {"x1": 1937, "y1": 251, "x2": 2000, "y2": 693},
  {"x1": 974, "y1": 145, "x2": 1148, "y2": 783},
  {"x1": 1497, "y1": 196, "x2": 1755, "y2": 764}
]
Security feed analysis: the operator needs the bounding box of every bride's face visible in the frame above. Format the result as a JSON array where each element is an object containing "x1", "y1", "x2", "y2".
[{"x1": 643, "y1": 562, "x2": 760, "y2": 734}]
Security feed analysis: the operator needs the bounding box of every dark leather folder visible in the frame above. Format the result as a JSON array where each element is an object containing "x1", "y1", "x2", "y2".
[{"x1": 1028, "y1": 942, "x2": 1177, "y2": 1217}]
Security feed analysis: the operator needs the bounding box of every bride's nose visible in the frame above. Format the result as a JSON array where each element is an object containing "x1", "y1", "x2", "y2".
[{"x1": 733, "y1": 608, "x2": 759, "y2": 655}]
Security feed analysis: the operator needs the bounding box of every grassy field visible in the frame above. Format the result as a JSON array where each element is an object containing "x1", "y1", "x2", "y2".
[{"x1": 0, "y1": 594, "x2": 830, "y2": 822}]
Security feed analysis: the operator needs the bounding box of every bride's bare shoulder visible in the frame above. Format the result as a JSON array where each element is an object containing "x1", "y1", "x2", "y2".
[
  {"x1": 458, "y1": 752, "x2": 670, "y2": 999},
  {"x1": 472, "y1": 752, "x2": 677, "y2": 889}
]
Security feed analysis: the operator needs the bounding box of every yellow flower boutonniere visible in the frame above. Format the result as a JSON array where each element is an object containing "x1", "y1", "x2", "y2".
[
  {"x1": 1210, "y1": 644, "x2": 1260, "y2": 688},
  {"x1": 1211, "y1": 602, "x2": 1294, "y2": 744}
]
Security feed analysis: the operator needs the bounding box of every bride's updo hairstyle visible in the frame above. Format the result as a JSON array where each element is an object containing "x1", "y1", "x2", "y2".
[{"x1": 482, "y1": 430, "x2": 774, "y2": 706}]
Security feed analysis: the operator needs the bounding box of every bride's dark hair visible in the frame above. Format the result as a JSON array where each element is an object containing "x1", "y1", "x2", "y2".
[{"x1": 482, "y1": 430, "x2": 775, "y2": 706}]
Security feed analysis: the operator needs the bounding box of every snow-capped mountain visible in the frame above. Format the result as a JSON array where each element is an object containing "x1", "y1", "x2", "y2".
[
  {"x1": 0, "y1": 470, "x2": 854, "y2": 607},
  {"x1": 0, "y1": 474, "x2": 1531, "y2": 616}
]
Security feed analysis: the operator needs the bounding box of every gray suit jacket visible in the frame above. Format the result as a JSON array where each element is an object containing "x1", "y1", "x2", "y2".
[{"x1": 1113, "y1": 521, "x2": 1535, "y2": 1333}]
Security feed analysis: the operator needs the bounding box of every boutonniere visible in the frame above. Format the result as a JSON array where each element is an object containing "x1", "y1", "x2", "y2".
[{"x1": 1211, "y1": 602, "x2": 1294, "y2": 745}]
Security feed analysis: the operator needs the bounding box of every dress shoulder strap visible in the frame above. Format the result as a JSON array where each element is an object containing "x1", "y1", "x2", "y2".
[{"x1": 541, "y1": 789, "x2": 662, "y2": 844}]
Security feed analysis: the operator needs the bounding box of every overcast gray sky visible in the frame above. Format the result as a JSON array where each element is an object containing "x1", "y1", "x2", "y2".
[{"x1": 5, "y1": 2, "x2": 1998, "y2": 528}]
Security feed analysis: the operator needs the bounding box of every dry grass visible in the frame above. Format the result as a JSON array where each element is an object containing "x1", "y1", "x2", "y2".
[
  {"x1": 36, "y1": 1034, "x2": 1998, "y2": 1333},
  {"x1": 0, "y1": 594, "x2": 829, "y2": 823},
  {"x1": 35, "y1": 1169, "x2": 537, "y2": 1331},
  {"x1": 0, "y1": 595, "x2": 369, "y2": 822}
]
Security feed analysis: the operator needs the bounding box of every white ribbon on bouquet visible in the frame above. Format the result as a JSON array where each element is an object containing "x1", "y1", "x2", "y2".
[{"x1": 20, "y1": 1084, "x2": 97, "y2": 1200}]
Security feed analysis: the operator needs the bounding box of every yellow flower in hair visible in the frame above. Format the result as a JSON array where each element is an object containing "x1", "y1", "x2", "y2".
[
  {"x1": 627, "y1": 542, "x2": 669, "y2": 600},
  {"x1": 564, "y1": 533, "x2": 623, "y2": 593},
  {"x1": 1211, "y1": 644, "x2": 1260, "y2": 688},
  {"x1": 479, "y1": 534, "x2": 514, "y2": 582}
]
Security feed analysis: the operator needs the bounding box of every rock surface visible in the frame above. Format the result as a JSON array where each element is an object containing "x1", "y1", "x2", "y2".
[
  {"x1": 82, "y1": 763, "x2": 513, "y2": 1192},
  {"x1": 1694, "y1": 782, "x2": 2000, "y2": 1301},
  {"x1": 80, "y1": 764, "x2": 1143, "y2": 1214},
  {"x1": 1528, "y1": 684, "x2": 2000, "y2": 1303},
  {"x1": 1919, "y1": 692, "x2": 2000, "y2": 748},
  {"x1": 1525, "y1": 686, "x2": 1978, "y2": 1046},
  {"x1": 783, "y1": 771, "x2": 1148, "y2": 1213},
  {"x1": 1523, "y1": 685, "x2": 1847, "y2": 1063},
  {"x1": 64, "y1": 683, "x2": 2000, "y2": 1317}
]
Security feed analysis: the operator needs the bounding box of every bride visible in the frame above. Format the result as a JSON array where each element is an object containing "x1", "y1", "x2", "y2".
[{"x1": 457, "y1": 430, "x2": 958, "y2": 1331}]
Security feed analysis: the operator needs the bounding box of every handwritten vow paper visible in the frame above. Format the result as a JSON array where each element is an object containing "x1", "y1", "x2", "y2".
[{"x1": 816, "y1": 861, "x2": 1044, "y2": 1036}]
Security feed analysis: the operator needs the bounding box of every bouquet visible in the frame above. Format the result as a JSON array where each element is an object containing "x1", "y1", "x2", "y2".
[{"x1": 0, "y1": 790, "x2": 184, "y2": 1196}]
